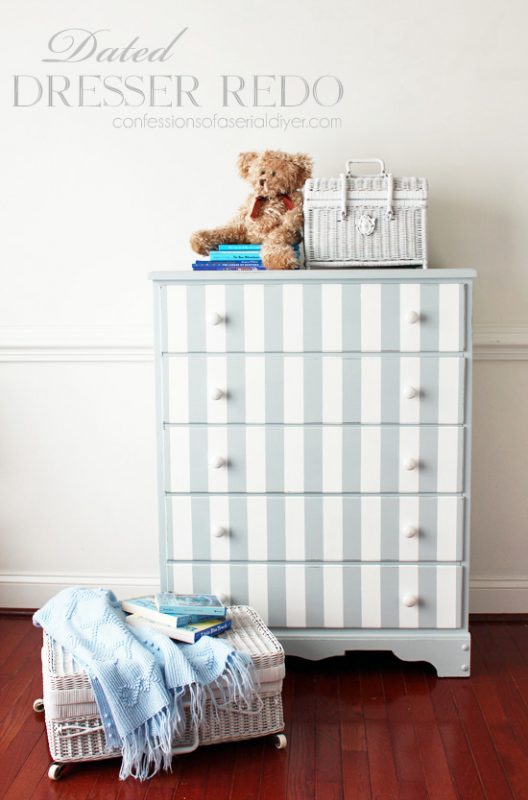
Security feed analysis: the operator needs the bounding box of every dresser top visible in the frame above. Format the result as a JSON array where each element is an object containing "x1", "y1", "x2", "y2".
[{"x1": 150, "y1": 268, "x2": 475, "y2": 283}]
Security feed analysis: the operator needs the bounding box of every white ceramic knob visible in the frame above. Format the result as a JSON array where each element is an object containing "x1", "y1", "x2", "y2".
[
  {"x1": 403, "y1": 593, "x2": 418, "y2": 608},
  {"x1": 405, "y1": 309, "x2": 419, "y2": 324},
  {"x1": 403, "y1": 525, "x2": 419, "y2": 539},
  {"x1": 210, "y1": 455, "x2": 226, "y2": 469},
  {"x1": 212, "y1": 524, "x2": 228, "y2": 538},
  {"x1": 209, "y1": 311, "x2": 224, "y2": 326},
  {"x1": 210, "y1": 387, "x2": 225, "y2": 401},
  {"x1": 403, "y1": 457, "x2": 418, "y2": 471},
  {"x1": 403, "y1": 385, "x2": 418, "y2": 399}
]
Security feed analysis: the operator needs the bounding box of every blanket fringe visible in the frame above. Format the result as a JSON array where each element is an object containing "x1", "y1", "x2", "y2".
[{"x1": 119, "y1": 651, "x2": 259, "y2": 780}]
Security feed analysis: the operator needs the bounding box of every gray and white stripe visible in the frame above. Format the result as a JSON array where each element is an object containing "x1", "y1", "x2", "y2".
[
  {"x1": 166, "y1": 425, "x2": 465, "y2": 493},
  {"x1": 164, "y1": 282, "x2": 465, "y2": 353},
  {"x1": 166, "y1": 562, "x2": 463, "y2": 629},
  {"x1": 165, "y1": 354, "x2": 465, "y2": 424},
  {"x1": 166, "y1": 495, "x2": 464, "y2": 563}
]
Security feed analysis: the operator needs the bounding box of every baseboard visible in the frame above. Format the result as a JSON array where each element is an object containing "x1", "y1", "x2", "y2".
[
  {"x1": 1, "y1": 572, "x2": 528, "y2": 614},
  {"x1": 0, "y1": 323, "x2": 527, "y2": 362}
]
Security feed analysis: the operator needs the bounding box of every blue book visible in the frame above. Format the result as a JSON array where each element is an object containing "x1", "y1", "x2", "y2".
[
  {"x1": 155, "y1": 592, "x2": 227, "y2": 617},
  {"x1": 120, "y1": 596, "x2": 202, "y2": 627},
  {"x1": 218, "y1": 244, "x2": 261, "y2": 250},
  {"x1": 192, "y1": 261, "x2": 265, "y2": 271},
  {"x1": 126, "y1": 614, "x2": 232, "y2": 643},
  {"x1": 210, "y1": 251, "x2": 263, "y2": 261},
  {"x1": 217, "y1": 243, "x2": 300, "y2": 250}
]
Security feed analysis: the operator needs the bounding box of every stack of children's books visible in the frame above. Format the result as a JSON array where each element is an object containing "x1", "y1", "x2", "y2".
[
  {"x1": 192, "y1": 243, "x2": 301, "y2": 271},
  {"x1": 120, "y1": 592, "x2": 230, "y2": 643}
]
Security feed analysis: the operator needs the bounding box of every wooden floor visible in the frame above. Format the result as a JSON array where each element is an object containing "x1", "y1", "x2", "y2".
[{"x1": 3, "y1": 618, "x2": 528, "y2": 800}]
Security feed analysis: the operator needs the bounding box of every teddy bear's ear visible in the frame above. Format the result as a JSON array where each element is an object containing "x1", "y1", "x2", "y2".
[
  {"x1": 292, "y1": 153, "x2": 313, "y2": 186},
  {"x1": 237, "y1": 151, "x2": 258, "y2": 178}
]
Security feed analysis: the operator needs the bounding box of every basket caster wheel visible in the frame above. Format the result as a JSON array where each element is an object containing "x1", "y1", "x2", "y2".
[
  {"x1": 33, "y1": 698, "x2": 45, "y2": 713},
  {"x1": 48, "y1": 763, "x2": 64, "y2": 781},
  {"x1": 273, "y1": 733, "x2": 287, "y2": 750}
]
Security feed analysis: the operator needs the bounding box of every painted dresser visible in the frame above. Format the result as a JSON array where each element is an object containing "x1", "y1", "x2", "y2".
[{"x1": 150, "y1": 269, "x2": 475, "y2": 677}]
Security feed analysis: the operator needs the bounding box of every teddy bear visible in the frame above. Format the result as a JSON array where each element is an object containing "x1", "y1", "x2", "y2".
[{"x1": 190, "y1": 150, "x2": 313, "y2": 270}]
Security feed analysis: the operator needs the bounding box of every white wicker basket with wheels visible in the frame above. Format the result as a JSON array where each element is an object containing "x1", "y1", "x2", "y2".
[{"x1": 34, "y1": 606, "x2": 286, "y2": 780}]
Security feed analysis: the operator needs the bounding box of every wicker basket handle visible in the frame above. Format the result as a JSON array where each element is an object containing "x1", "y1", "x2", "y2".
[
  {"x1": 340, "y1": 159, "x2": 394, "y2": 221},
  {"x1": 345, "y1": 158, "x2": 386, "y2": 176}
]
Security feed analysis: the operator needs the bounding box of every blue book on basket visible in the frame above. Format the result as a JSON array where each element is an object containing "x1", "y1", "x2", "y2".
[
  {"x1": 120, "y1": 596, "x2": 203, "y2": 627},
  {"x1": 126, "y1": 614, "x2": 232, "y2": 643},
  {"x1": 155, "y1": 592, "x2": 227, "y2": 617}
]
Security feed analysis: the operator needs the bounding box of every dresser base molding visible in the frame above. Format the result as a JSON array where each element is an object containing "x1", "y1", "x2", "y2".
[{"x1": 274, "y1": 629, "x2": 471, "y2": 677}]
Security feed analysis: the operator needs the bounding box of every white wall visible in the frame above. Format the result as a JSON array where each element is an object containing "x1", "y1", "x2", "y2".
[{"x1": 1, "y1": 0, "x2": 527, "y2": 610}]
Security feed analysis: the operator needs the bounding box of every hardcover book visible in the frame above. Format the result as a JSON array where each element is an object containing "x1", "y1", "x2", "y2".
[
  {"x1": 155, "y1": 592, "x2": 227, "y2": 617},
  {"x1": 192, "y1": 261, "x2": 265, "y2": 270},
  {"x1": 125, "y1": 614, "x2": 232, "y2": 644},
  {"x1": 120, "y1": 596, "x2": 202, "y2": 627}
]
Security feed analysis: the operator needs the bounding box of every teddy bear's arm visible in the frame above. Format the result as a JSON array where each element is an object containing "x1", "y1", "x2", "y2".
[
  {"x1": 271, "y1": 206, "x2": 305, "y2": 244},
  {"x1": 190, "y1": 221, "x2": 249, "y2": 255}
]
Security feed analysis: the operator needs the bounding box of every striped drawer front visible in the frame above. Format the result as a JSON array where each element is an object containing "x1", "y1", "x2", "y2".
[
  {"x1": 166, "y1": 425, "x2": 464, "y2": 493},
  {"x1": 167, "y1": 495, "x2": 464, "y2": 563},
  {"x1": 165, "y1": 354, "x2": 465, "y2": 424},
  {"x1": 167, "y1": 563, "x2": 463, "y2": 629},
  {"x1": 165, "y1": 282, "x2": 465, "y2": 353}
]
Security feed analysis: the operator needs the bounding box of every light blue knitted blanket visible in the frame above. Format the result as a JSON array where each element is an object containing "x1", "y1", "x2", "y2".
[{"x1": 33, "y1": 587, "x2": 256, "y2": 780}]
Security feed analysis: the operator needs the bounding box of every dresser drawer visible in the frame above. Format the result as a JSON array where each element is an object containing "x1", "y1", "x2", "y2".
[
  {"x1": 167, "y1": 563, "x2": 463, "y2": 629},
  {"x1": 167, "y1": 495, "x2": 464, "y2": 562},
  {"x1": 165, "y1": 354, "x2": 465, "y2": 424},
  {"x1": 166, "y1": 425, "x2": 464, "y2": 493},
  {"x1": 164, "y1": 282, "x2": 465, "y2": 353}
]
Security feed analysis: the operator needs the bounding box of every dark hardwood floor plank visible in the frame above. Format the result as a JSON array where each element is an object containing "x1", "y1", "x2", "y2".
[
  {"x1": 0, "y1": 729, "x2": 46, "y2": 798},
  {"x1": 472, "y1": 679, "x2": 528, "y2": 800},
  {"x1": 229, "y1": 737, "x2": 264, "y2": 799},
  {"x1": 259, "y1": 738, "x2": 289, "y2": 800},
  {"x1": 404, "y1": 671, "x2": 458, "y2": 800},
  {"x1": 2, "y1": 729, "x2": 49, "y2": 800},
  {"x1": 144, "y1": 787, "x2": 175, "y2": 800},
  {"x1": 287, "y1": 666, "x2": 316, "y2": 800},
  {"x1": 383, "y1": 664, "x2": 428, "y2": 791},
  {"x1": 338, "y1": 655, "x2": 371, "y2": 800},
  {"x1": 449, "y1": 680, "x2": 516, "y2": 800},
  {"x1": 360, "y1": 657, "x2": 399, "y2": 800},
  {"x1": 172, "y1": 747, "x2": 210, "y2": 800},
  {"x1": 58, "y1": 760, "x2": 118, "y2": 800},
  {"x1": 427, "y1": 677, "x2": 486, "y2": 800},
  {"x1": 0, "y1": 616, "x2": 36, "y2": 672}
]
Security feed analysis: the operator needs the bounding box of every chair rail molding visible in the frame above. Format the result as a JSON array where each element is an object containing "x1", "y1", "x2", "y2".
[
  {"x1": 0, "y1": 324, "x2": 153, "y2": 362},
  {"x1": 0, "y1": 323, "x2": 527, "y2": 362}
]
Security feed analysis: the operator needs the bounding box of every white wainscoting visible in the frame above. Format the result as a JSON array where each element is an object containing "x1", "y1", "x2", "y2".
[{"x1": 0, "y1": 323, "x2": 527, "y2": 612}]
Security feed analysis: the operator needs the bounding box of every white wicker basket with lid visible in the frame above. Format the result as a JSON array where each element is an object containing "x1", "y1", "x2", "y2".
[
  {"x1": 34, "y1": 605, "x2": 287, "y2": 780},
  {"x1": 303, "y1": 158, "x2": 428, "y2": 268}
]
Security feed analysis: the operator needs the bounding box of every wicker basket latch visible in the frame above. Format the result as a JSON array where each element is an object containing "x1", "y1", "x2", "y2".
[{"x1": 340, "y1": 159, "x2": 394, "y2": 221}]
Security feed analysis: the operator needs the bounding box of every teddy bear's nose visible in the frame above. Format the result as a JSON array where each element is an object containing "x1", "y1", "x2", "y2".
[{"x1": 259, "y1": 178, "x2": 266, "y2": 187}]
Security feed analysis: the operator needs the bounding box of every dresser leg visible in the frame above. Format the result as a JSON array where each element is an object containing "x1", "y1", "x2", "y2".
[{"x1": 391, "y1": 633, "x2": 471, "y2": 677}]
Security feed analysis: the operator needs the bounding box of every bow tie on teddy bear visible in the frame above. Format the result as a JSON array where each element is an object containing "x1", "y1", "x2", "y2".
[
  {"x1": 190, "y1": 150, "x2": 312, "y2": 270},
  {"x1": 250, "y1": 193, "x2": 295, "y2": 219}
]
